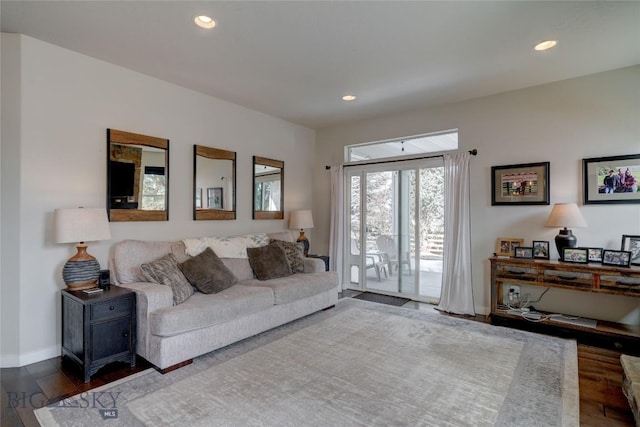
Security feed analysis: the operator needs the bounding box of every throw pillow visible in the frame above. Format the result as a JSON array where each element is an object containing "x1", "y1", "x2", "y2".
[
  {"x1": 247, "y1": 243, "x2": 293, "y2": 280},
  {"x1": 140, "y1": 253, "x2": 194, "y2": 305},
  {"x1": 270, "y1": 239, "x2": 305, "y2": 273},
  {"x1": 179, "y1": 247, "x2": 238, "y2": 294}
]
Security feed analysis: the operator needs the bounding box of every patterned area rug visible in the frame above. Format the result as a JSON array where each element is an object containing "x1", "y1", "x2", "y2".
[{"x1": 35, "y1": 299, "x2": 579, "y2": 426}]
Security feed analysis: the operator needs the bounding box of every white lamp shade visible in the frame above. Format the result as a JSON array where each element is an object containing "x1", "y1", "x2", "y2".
[
  {"x1": 289, "y1": 210, "x2": 314, "y2": 230},
  {"x1": 54, "y1": 208, "x2": 111, "y2": 244},
  {"x1": 544, "y1": 203, "x2": 587, "y2": 228}
]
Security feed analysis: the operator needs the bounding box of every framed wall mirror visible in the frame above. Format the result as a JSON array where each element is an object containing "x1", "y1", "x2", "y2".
[
  {"x1": 107, "y1": 129, "x2": 169, "y2": 222},
  {"x1": 253, "y1": 156, "x2": 284, "y2": 220},
  {"x1": 194, "y1": 145, "x2": 236, "y2": 220}
]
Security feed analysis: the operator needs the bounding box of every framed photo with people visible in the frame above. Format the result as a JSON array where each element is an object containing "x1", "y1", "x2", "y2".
[
  {"x1": 586, "y1": 247, "x2": 603, "y2": 263},
  {"x1": 491, "y1": 162, "x2": 550, "y2": 206},
  {"x1": 602, "y1": 249, "x2": 632, "y2": 267},
  {"x1": 532, "y1": 241, "x2": 550, "y2": 259},
  {"x1": 621, "y1": 235, "x2": 640, "y2": 266},
  {"x1": 583, "y1": 154, "x2": 640, "y2": 204},
  {"x1": 514, "y1": 247, "x2": 534, "y2": 259},
  {"x1": 495, "y1": 238, "x2": 524, "y2": 257},
  {"x1": 562, "y1": 248, "x2": 589, "y2": 264}
]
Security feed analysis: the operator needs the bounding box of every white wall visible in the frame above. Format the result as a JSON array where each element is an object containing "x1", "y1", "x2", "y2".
[
  {"x1": 0, "y1": 34, "x2": 316, "y2": 367},
  {"x1": 315, "y1": 65, "x2": 640, "y2": 323}
]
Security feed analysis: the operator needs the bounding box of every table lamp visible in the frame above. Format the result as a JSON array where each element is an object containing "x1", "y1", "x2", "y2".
[
  {"x1": 54, "y1": 207, "x2": 111, "y2": 290},
  {"x1": 544, "y1": 203, "x2": 587, "y2": 261},
  {"x1": 289, "y1": 210, "x2": 314, "y2": 256}
]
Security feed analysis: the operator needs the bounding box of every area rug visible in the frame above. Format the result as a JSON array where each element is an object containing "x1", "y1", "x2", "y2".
[
  {"x1": 351, "y1": 291, "x2": 411, "y2": 306},
  {"x1": 35, "y1": 298, "x2": 578, "y2": 426}
]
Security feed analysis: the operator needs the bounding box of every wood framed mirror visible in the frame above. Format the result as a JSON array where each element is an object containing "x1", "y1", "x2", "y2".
[
  {"x1": 253, "y1": 156, "x2": 284, "y2": 220},
  {"x1": 194, "y1": 145, "x2": 236, "y2": 220},
  {"x1": 107, "y1": 129, "x2": 169, "y2": 222}
]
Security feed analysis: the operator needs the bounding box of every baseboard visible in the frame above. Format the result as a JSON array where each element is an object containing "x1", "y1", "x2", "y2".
[{"x1": 0, "y1": 345, "x2": 59, "y2": 368}]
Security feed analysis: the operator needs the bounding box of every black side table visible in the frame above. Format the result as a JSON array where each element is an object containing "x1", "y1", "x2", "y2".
[
  {"x1": 61, "y1": 286, "x2": 136, "y2": 382},
  {"x1": 308, "y1": 254, "x2": 330, "y2": 271}
]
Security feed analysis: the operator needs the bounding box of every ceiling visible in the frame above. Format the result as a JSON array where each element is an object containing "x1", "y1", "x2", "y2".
[{"x1": 2, "y1": 1, "x2": 639, "y2": 130}]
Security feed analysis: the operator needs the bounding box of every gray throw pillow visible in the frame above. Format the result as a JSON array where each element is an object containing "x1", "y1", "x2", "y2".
[
  {"x1": 179, "y1": 247, "x2": 238, "y2": 294},
  {"x1": 140, "y1": 253, "x2": 194, "y2": 305},
  {"x1": 270, "y1": 239, "x2": 305, "y2": 273},
  {"x1": 247, "y1": 243, "x2": 293, "y2": 280}
]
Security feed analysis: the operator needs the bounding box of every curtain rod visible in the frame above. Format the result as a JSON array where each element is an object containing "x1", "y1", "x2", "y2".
[{"x1": 325, "y1": 149, "x2": 477, "y2": 170}]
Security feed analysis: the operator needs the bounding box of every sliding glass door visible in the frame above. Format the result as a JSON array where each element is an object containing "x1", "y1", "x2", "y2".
[{"x1": 345, "y1": 159, "x2": 444, "y2": 303}]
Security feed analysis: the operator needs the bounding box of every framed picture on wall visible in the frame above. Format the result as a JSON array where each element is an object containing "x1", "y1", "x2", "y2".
[
  {"x1": 207, "y1": 187, "x2": 223, "y2": 210},
  {"x1": 583, "y1": 154, "x2": 640, "y2": 204},
  {"x1": 491, "y1": 162, "x2": 550, "y2": 205}
]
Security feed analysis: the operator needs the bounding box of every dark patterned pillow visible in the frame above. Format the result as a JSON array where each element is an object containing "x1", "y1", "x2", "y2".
[
  {"x1": 270, "y1": 239, "x2": 305, "y2": 273},
  {"x1": 179, "y1": 248, "x2": 238, "y2": 294},
  {"x1": 140, "y1": 253, "x2": 194, "y2": 305},
  {"x1": 247, "y1": 243, "x2": 293, "y2": 280}
]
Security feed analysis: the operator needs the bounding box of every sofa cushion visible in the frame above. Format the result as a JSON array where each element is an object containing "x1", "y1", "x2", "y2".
[
  {"x1": 113, "y1": 240, "x2": 173, "y2": 284},
  {"x1": 140, "y1": 254, "x2": 194, "y2": 305},
  {"x1": 247, "y1": 243, "x2": 292, "y2": 280},
  {"x1": 221, "y1": 258, "x2": 255, "y2": 282},
  {"x1": 241, "y1": 272, "x2": 338, "y2": 305},
  {"x1": 270, "y1": 239, "x2": 305, "y2": 273},
  {"x1": 179, "y1": 248, "x2": 238, "y2": 294},
  {"x1": 149, "y1": 285, "x2": 274, "y2": 337}
]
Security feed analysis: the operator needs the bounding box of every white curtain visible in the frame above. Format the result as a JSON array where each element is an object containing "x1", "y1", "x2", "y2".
[
  {"x1": 329, "y1": 166, "x2": 344, "y2": 290},
  {"x1": 437, "y1": 152, "x2": 475, "y2": 315}
]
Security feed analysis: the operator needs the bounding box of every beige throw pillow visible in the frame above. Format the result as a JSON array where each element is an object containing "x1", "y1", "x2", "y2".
[
  {"x1": 270, "y1": 239, "x2": 305, "y2": 273},
  {"x1": 140, "y1": 253, "x2": 194, "y2": 305}
]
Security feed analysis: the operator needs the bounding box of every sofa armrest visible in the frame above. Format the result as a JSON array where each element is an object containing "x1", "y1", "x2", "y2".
[
  {"x1": 303, "y1": 258, "x2": 325, "y2": 273},
  {"x1": 116, "y1": 281, "x2": 173, "y2": 359},
  {"x1": 117, "y1": 281, "x2": 173, "y2": 312}
]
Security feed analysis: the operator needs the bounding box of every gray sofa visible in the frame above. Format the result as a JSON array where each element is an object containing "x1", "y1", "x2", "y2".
[{"x1": 108, "y1": 234, "x2": 338, "y2": 370}]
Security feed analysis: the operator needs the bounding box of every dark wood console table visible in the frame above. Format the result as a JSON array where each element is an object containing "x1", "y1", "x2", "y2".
[{"x1": 490, "y1": 257, "x2": 640, "y2": 354}]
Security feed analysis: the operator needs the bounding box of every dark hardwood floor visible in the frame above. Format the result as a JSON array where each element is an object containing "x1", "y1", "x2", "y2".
[
  {"x1": 1, "y1": 298, "x2": 635, "y2": 426},
  {"x1": 1, "y1": 356, "x2": 152, "y2": 427}
]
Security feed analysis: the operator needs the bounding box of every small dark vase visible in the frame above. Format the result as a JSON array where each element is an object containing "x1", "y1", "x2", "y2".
[{"x1": 555, "y1": 228, "x2": 577, "y2": 261}]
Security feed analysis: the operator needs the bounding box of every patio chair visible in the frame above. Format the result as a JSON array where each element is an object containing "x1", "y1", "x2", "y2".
[
  {"x1": 351, "y1": 238, "x2": 387, "y2": 281},
  {"x1": 375, "y1": 235, "x2": 412, "y2": 275}
]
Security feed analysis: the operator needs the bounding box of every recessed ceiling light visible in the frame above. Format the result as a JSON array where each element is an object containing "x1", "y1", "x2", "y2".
[
  {"x1": 342, "y1": 95, "x2": 357, "y2": 101},
  {"x1": 534, "y1": 40, "x2": 557, "y2": 51},
  {"x1": 194, "y1": 15, "x2": 216, "y2": 29}
]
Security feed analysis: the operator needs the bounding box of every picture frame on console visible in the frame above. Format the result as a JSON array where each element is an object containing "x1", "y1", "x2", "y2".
[
  {"x1": 602, "y1": 249, "x2": 632, "y2": 267},
  {"x1": 621, "y1": 235, "x2": 640, "y2": 266},
  {"x1": 532, "y1": 241, "x2": 550, "y2": 259},
  {"x1": 586, "y1": 247, "x2": 603, "y2": 263},
  {"x1": 491, "y1": 162, "x2": 550, "y2": 206},
  {"x1": 495, "y1": 238, "x2": 524, "y2": 257},
  {"x1": 583, "y1": 154, "x2": 640, "y2": 205},
  {"x1": 514, "y1": 247, "x2": 534, "y2": 259},
  {"x1": 562, "y1": 247, "x2": 589, "y2": 264}
]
